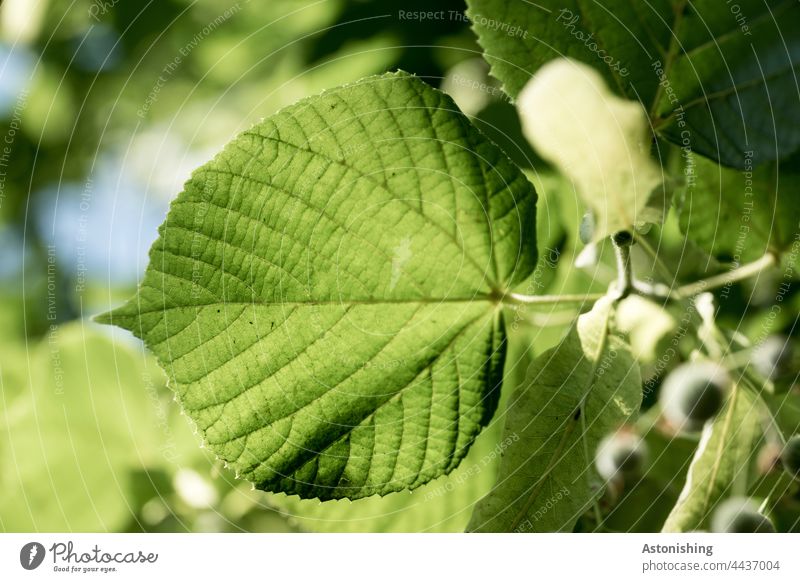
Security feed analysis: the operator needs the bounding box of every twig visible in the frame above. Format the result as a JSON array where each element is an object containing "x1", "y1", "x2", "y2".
[
  {"x1": 611, "y1": 231, "x2": 634, "y2": 299},
  {"x1": 504, "y1": 292, "x2": 606, "y2": 305},
  {"x1": 677, "y1": 254, "x2": 776, "y2": 298}
]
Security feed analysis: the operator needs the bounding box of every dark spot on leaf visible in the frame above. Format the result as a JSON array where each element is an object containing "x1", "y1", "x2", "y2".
[{"x1": 573, "y1": 408, "x2": 581, "y2": 420}]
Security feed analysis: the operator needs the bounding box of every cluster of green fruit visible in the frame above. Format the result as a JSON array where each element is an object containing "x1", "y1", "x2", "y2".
[{"x1": 595, "y1": 338, "x2": 800, "y2": 533}]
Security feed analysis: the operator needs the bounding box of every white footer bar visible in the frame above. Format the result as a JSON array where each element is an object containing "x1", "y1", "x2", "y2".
[{"x1": 1, "y1": 533, "x2": 797, "y2": 581}]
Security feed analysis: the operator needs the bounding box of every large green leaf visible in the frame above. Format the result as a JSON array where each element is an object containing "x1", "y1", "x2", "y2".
[
  {"x1": 466, "y1": 0, "x2": 800, "y2": 167},
  {"x1": 661, "y1": 379, "x2": 764, "y2": 532},
  {"x1": 0, "y1": 324, "x2": 168, "y2": 531},
  {"x1": 97, "y1": 72, "x2": 538, "y2": 501},
  {"x1": 467, "y1": 297, "x2": 642, "y2": 532},
  {"x1": 677, "y1": 152, "x2": 800, "y2": 265}
]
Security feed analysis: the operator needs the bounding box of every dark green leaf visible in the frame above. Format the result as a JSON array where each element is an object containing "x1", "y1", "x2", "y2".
[
  {"x1": 467, "y1": 0, "x2": 800, "y2": 167},
  {"x1": 678, "y1": 152, "x2": 800, "y2": 266}
]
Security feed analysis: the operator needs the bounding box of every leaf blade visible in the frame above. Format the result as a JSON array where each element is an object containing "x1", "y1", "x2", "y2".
[
  {"x1": 677, "y1": 152, "x2": 800, "y2": 265},
  {"x1": 467, "y1": 297, "x2": 642, "y2": 532},
  {"x1": 266, "y1": 411, "x2": 506, "y2": 532},
  {"x1": 661, "y1": 380, "x2": 764, "y2": 532},
  {"x1": 98, "y1": 72, "x2": 538, "y2": 500},
  {"x1": 517, "y1": 59, "x2": 667, "y2": 240},
  {"x1": 653, "y1": 0, "x2": 800, "y2": 167}
]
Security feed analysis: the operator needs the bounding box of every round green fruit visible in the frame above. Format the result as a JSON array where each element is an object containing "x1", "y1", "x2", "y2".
[
  {"x1": 711, "y1": 497, "x2": 775, "y2": 533},
  {"x1": 595, "y1": 431, "x2": 648, "y2": 482},
  {"x1": 659, "y1": 362, "x2": 729, "y2": 432}
]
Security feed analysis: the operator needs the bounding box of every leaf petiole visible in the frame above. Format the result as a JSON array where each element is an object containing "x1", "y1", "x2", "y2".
[
  {"x1": 503, "y1": 292, "x2": 607, "y2": 306},
  {"x1": 611, "y1": 231, "x2": 634, "y2": 299},
  {"x1": 677, "y1": 253, "x2": 777, "y2": 298}
]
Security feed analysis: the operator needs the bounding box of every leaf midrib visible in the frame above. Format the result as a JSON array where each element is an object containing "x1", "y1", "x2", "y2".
[
  {"x1": 699, "y1": 379, "x2": 741, "y2": 515},
  {"x1": 115, "y1": 296, "x2": 500, "y2": 319},
  {"x1": 647, "y1": 0, "x2": 689, "y2": 120}
]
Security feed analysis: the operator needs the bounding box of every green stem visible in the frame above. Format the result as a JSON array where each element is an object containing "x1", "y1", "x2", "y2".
[
  {"x1": 720, "y1": 348, "x2": 758, "y2": 371},
  {"x1": 505, "y1": 251, "x2": 774, "y2": 308},
  {"x1": 677, "y1": 254, "x2": 776, "y2": 298},
  {"x1": 504, "y1": 292, "x2": 606, "y2": 305},
  {"x1": 524, "y1": 310, "x2": 586, "y2": 328},
  {"x1": 611, "y1": 231, "x2": 634, "y2": 299}
]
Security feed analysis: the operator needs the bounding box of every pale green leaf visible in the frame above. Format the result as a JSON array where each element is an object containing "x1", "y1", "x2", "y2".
[
  {"x1": 524, "y1": 171, "x2": 611, "y2": 302},
  {"x1": 616, "y1": 295, "x2": 677, "y2": 363},
  {"x1": 0, "y1": 341, "x2": 27, "y2": 408},
  {"x1": 526, "y1": 172, "x2": 568, "y2": 295},
  {"x1": 97, "y1": 72, "x2": 538, "y2": 501},
  {"x1": 0, "y1": 324, "x2": 168, "y2": 532},
  {"x1": 518, "y1": 59, "x2": 667, "y2": 240},
  {"x1": 467, "y1": 297, "x2": 642, "y2": 532},
  {"x1": 662, "y1": 380, "x2": 764, "y2": 532},
  {"x1": 467, "y1": 0, "x2": 800, "y2": 167}
]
